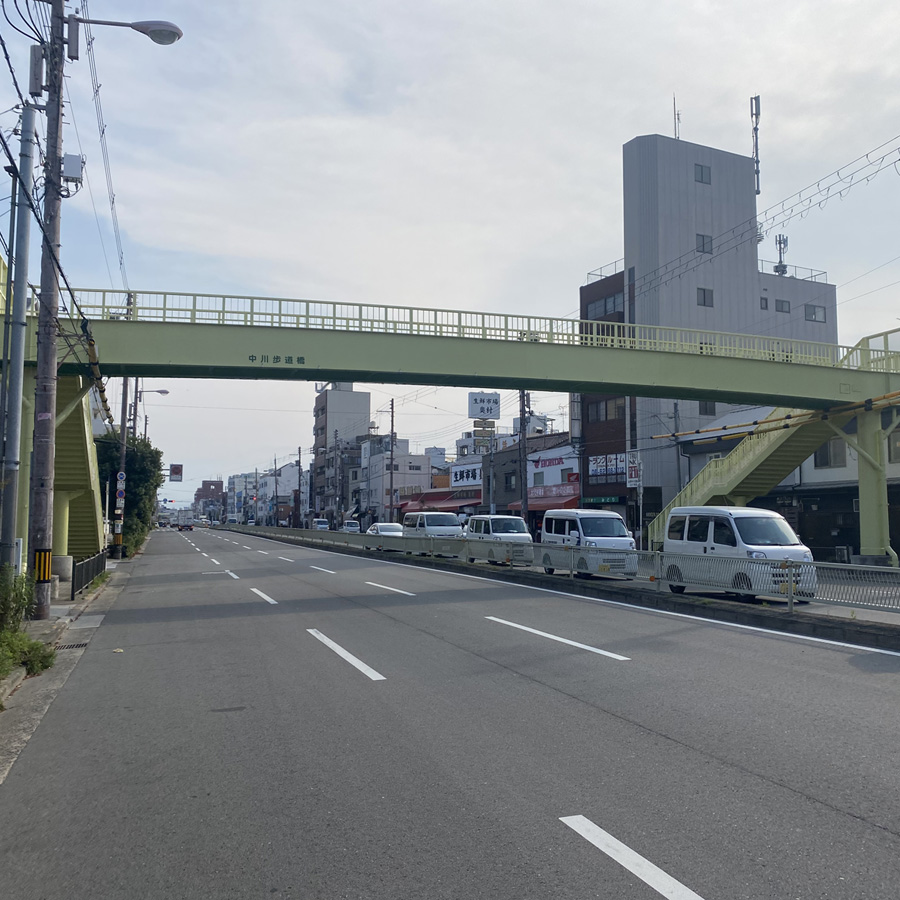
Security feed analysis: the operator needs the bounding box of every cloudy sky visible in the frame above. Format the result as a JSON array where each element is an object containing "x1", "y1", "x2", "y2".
[{"x1": 3, "y1": 1, "x2": 900, "y2": 506}]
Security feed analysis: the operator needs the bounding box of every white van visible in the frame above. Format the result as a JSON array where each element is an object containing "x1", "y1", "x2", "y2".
[
  {"x1": 340, "y1": 521, "x2": 360, "y2": 533},
  {"x1": 402, "y1": 512, "x2": 464, "y2": 539},
  {"x1": 663, "y1": 506, "x2": 816, "y2": 598},
  {"x1": 540, "y1": 509, "x2": 637, "y2": 576},
  {"x1": 465, "y1": 515, "x2": 533, "y2": 565},
  {"x1": 311, "y1": 518, "x2": 329, "y2": 531}
]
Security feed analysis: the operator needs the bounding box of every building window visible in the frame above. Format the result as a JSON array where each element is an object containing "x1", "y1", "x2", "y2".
[
  {"x1": 699, "y1": 401, "x2": 716, "y2": 416},
  {"x1": 760, "y1": 296, "x2": 768, "y2": 310},
  {"x1": 696, "y1": 234, "x2": 713, "y2": 254},
  {"x1": 889, "y1": 430, "x2": 900, "y2": 464},
  {"x1": 408, "y1": 464, "x2": 422, "y2": 471},
  {"x1": 560, "y1": 468, "x2": 574, "y2": 482},
  {"x1": 504, "y1": 473, "x2": 516, "y2": 490},
  {"x1": 776, "y1": 299, "x2": 790, "y2": 313},
  {"x1": 697, "y1": 288, "x2": 714, "y2": 308},
  {"x1": 586, "y1": 397, "x2": 626, "y2": 423},
  {"x1": 805, "y1": 304, "x2": 826, "y2": 323},
  {"x1": 533, "y1": 472, "x2": 544, "y2": 486},
  {"x1": 695, "y1": 163, "x2": 711, "y2": 184},
  {"x1": 814, "y1": 437, "x2": 846, "y2": 469},
  {"x1": 586, "y1": 292, "x2": 625, "y2": 320}
]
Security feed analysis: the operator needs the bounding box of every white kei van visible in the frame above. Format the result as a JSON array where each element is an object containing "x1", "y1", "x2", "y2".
[
  {"x1": 402, "y1": 512, "x2": 464, "y2": 538},
  {"x1": 540, "y1": 509, "x2": 637, "y2": 576},
  {"x1": 663, "y1": 506, "x2": 815, "y2": 598},
  {"x1": 311, "y1": 518, "x2": 329, "y2": 531},
  {"x1": 464, "y1": 515, "x2": 533, "y2": 565}
]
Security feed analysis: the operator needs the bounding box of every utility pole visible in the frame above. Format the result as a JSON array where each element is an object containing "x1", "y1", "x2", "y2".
[
  {"x1": 29, "y1": 0, "x2": 65, "y2": 616},
  {"x1": 0, "y1": 104, "x2": 36, "y2": 570},
  {"x1": 519, "y1": 390, "x2": 529, "y2": 525},
  {"x1": 389, "y1": 399, "x2": 395, "y2": 523},
  {"x1": 273, "y1": 455, "x2": 278, "y2": 525},
  {"x1": 110, "y1": 294, "x2": 133, "y2": 560}
]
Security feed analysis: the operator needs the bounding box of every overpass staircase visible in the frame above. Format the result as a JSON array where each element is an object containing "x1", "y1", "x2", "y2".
[{"x1": 646, "y1": 407, "x2": 855, "y2": 549}]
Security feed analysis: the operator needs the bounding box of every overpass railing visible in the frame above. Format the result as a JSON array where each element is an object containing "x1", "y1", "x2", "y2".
[{"x1": 68, "y1": 288, "x2": 900, "y2": 374}]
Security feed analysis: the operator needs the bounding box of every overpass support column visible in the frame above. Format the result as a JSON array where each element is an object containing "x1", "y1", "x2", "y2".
[{"x1": 855, "y1": 408, "x2": 897, "y2": 567}]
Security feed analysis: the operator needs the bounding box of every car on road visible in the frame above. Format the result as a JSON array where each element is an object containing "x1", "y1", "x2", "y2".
[
  {"x1": 340, "y1": 521, "x2": 361, "y2": 533},
  {"x1": 311, "y1": 518, "x2": 329, "y2": 531},
  {"x1": 464, "y1": 515, "x2": 534, "y2": 565},
  {"x1": 364, "y1": 522, "x2": 403, "y2": 550}
]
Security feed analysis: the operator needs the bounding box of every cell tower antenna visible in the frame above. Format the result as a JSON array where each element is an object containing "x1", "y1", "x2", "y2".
[
  {"x1": 673, "y1": 93, "x2": 681, "y2": 140},
  {"x1": 751, "y1": 94, "x2": 761, "y2": 195},
  {"x1": 774, "y1": 234, "x2": 788, "y2": 276}
]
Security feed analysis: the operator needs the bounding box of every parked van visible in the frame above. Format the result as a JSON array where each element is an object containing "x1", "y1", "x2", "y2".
[
  {"x1": 465, "y1": 515, "x2": 533, "y2": 565},
  {"x1": 311, "y1": 518, "x2": 329, "y2": 531},
  {"x1": 540, "y1": 509, "x2": 637, "y2": 576},
  {"x1": 340, "y1": 521, "x2": 360, "y2": 533},
  {"x1": 402, "y1": 512, "x2": 464, "y2": 539},
  {"x1": 663, "y1": 506, "x2": 816, "y2": 598}
]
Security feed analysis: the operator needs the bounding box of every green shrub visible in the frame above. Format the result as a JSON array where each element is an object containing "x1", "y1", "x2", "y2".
[
  {"x1": 0, "y1": 565, "x2": 34, "y2": 632},
  {"x1": 0, "y1": 630, "x2": 55, "y2": 678}
]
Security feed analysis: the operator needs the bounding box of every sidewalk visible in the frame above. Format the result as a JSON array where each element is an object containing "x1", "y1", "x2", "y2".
[{"x1": 0, "y1": 559, "x2": 124, "y2": 708}]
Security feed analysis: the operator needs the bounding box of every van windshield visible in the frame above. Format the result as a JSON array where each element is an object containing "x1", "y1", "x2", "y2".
[
  {"x1": 580, "y1": 517, "x2": 628, "y2": 537},
  {"x1": 424, "y1": 514, "x2": 460, "y2": 527},
  {"x1": 734, "y1": 516, "x2": 801, "y2": 546},
  {"x1": 491, "y1": 519, "x2": 528, "y2": 534}
]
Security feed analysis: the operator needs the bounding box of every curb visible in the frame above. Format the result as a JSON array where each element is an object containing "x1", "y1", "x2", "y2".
[{"x1": 229, "y1": 528, "x2": 900, "y2": 653}]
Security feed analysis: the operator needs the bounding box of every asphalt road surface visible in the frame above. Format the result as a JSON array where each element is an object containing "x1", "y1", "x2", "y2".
[{"x1": 2, "y1": 528, "x2": 900, "y2": 899}]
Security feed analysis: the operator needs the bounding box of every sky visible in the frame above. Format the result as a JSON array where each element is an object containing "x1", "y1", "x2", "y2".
[{"x1": 3, "y1": 1, "x2": 900, "y2": 507}]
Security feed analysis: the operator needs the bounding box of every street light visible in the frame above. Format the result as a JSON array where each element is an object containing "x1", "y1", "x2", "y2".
[
  {"x1": 28, "y1": 2, "x2": 182, "y2": 615},
  {"x1": 130, "y1": 387, "x2": 169, "y2": 436}
]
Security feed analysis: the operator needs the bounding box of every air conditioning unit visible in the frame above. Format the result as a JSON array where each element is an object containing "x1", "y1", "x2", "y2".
[{"x1": 834, "y1": 545, "x2": 852, "y2": 564}]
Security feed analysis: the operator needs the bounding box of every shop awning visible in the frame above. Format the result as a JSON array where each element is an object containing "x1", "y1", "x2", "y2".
[
  {"x1": 508, "y1": 494, "x2": 579, "y2": 511},
  {"x1": 401, "y1": 490, "x2": 482, "y2": 513}
]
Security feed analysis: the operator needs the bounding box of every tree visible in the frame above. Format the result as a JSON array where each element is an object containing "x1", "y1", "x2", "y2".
[{"x1": 95, "y1": 434, "x2": 165, "y2": 556}]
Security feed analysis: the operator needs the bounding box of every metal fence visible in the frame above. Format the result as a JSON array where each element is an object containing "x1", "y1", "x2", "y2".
[
  {"x1": 71, "y1": 549, "x2": 108, "y2": 603},
  {"x1": 221, "y1": 527, "x2": 900, "y2": 614}
]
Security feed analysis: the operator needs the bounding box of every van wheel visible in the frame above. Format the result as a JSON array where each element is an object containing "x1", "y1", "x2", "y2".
[
  {"x1": 467, "y1": 557, "x2": 475, "y2": 564},
  {"x1": 575, "y1": 558, "x2": 593, "y2": 579},
  {"x1": 732, "y1": 573, "x2": 755, "y2": 598},
  {"x1": 667, "y1": 565, "x2": 686, "y2": 593},
  {"x1": 542, "y1": 554, "x2": 555, "y2": 575}
]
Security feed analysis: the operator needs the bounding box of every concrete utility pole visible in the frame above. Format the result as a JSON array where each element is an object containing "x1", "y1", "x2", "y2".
[
  {"x1": 519, "y1": 390, "x2": 529, "y2": 523},
  {"x1": 0, "y1": 104, "x2": 36, "y2": 570},
  {"x1": 29, "y1": 0, "x2": 66, "y2": 616},
  {"x1": 389, "y1": 399, "x2": 395, "y2": 523}
]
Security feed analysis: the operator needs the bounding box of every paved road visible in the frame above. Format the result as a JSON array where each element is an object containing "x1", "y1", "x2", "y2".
[{"x1": 2, "y1": 529, "x2": 900, "y2": 899}]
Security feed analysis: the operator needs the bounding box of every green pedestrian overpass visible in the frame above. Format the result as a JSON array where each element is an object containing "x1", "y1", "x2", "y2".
[{"x1": 13, "y1": 287, "x2": 900, "y2": 568}]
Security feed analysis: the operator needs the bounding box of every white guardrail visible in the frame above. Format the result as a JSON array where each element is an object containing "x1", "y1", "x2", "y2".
[{"x1": 226, "y1": 527, "x2": 900, "y2": 614}]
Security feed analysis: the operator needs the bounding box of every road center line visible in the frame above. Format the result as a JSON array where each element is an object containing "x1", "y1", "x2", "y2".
[
  {"x1": 307, "y1": 629, "x2": 386, "y2": 681},
  {"x1": 560, "y1": 816, "x2": 706, "y2": 899},
  {"x1": 202, "y1": 553, "x2": 209, "y2": 557},
  {"x1": 310, "y1": 566, "x2": 336, "y2": 574},
  {"x1": 485, "y1": 616, "x2": 629, "y2": 660},
  {"x1": 251, "y1": 588, "x2": 278, "y2": 605},
  {"x1": 226, "y1": 571, "x2": 239, "y2": 579},
  {"x1": 212, "y1": 559, "x2": 220, "y2": 565},
  {"x1": 365, "y1": 581, "x2": 416, "y2": 596}
]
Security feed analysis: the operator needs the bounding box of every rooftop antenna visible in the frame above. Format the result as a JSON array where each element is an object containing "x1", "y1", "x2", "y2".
[
  {"x1": 774, "y1": 234, "x2": 788, "y2": 276},
  {"x1": 673, "y1": 93, "x2": 681, "y2": 140},
  {"x1": 750, "y1": 94, "x2": 761, "y2": 195}
]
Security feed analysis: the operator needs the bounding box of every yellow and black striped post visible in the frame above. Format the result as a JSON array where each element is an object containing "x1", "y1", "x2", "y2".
[{"x1": 33, "y1": 548, "x2": 53, "y2": 583}]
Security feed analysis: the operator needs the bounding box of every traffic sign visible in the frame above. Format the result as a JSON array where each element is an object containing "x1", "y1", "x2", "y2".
[
  {"x1": 117, "y1": 471, "x2": 126, "y2": 482},
  {"x1": 116, "y1": 489, "x2": 125, "y2": 499}
]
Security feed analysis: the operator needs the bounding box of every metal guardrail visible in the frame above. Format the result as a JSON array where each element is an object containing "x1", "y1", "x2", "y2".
[
  {"x1": 71, "y1": 549, "x2": 108, "y2": 602},
  {"x1": 67, "y1": 288, "x2": 900, "y2": 373},
  {"x1": 232, "y1": 527, "x2": 900, "y2": 614}
]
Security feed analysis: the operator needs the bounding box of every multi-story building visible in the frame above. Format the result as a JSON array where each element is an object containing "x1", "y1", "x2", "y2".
[
  {"x1": 581, "y1": 132, "x2": 839, "y2": 532},
  {"x1": 193, "y1": 480, "x2": 226, "y2": 523},
  {"x1": 352, "y1": 436, "x2": 430, "y2": 525},
  {"x1": 312, "y1": 383, "x2": 371, "y2": 522}
]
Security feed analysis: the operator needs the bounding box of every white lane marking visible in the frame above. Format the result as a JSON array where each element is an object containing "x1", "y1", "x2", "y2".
[
  {"x1": 195, "y1": 548, "x2": 201, "y2": 552},
  {"x1": 202, "y1": 571, "x2": 227, "y2": 575},
  {"x1": 226, "y1": 571, "x2": 239, "y2": 579},
  {"x1": 486, "y1": 616, "x2": 629, "y2": 660},
  {"x1": 560, "y1": 816, "x2": 706, "y2": 899},
  {"x1": 365, "y1": 581, "x2": 416, "y2": 596},
  {"x1": 212, "y1": 559, "x2": 220, "y2": 565},
  {"x1": 243, "y1": 546, "x2": 252, "y2": 549},
  {"x1": 310, "y1": 565, "x2": 336, "y2": 574},
  {"x1": 307, "y1": 629, "x2": 386, "y2": 681},
  {"x1": 278, "y1": 557, "x2": 293, "y2": 562},
  {"x1": 251, "y1": 588, "x2": 278, "y2": 605},
  {"x1": 202, "y1": 553, "x2": 209, "y2": 557},
  {"x1": 257, "y1": 550, "x2": 269, "y2": 555}
]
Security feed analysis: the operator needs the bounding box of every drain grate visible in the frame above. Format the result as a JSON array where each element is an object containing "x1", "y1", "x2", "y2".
[{"x1": 56, "y1": 642, "x2": 89, "y2": 651}]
